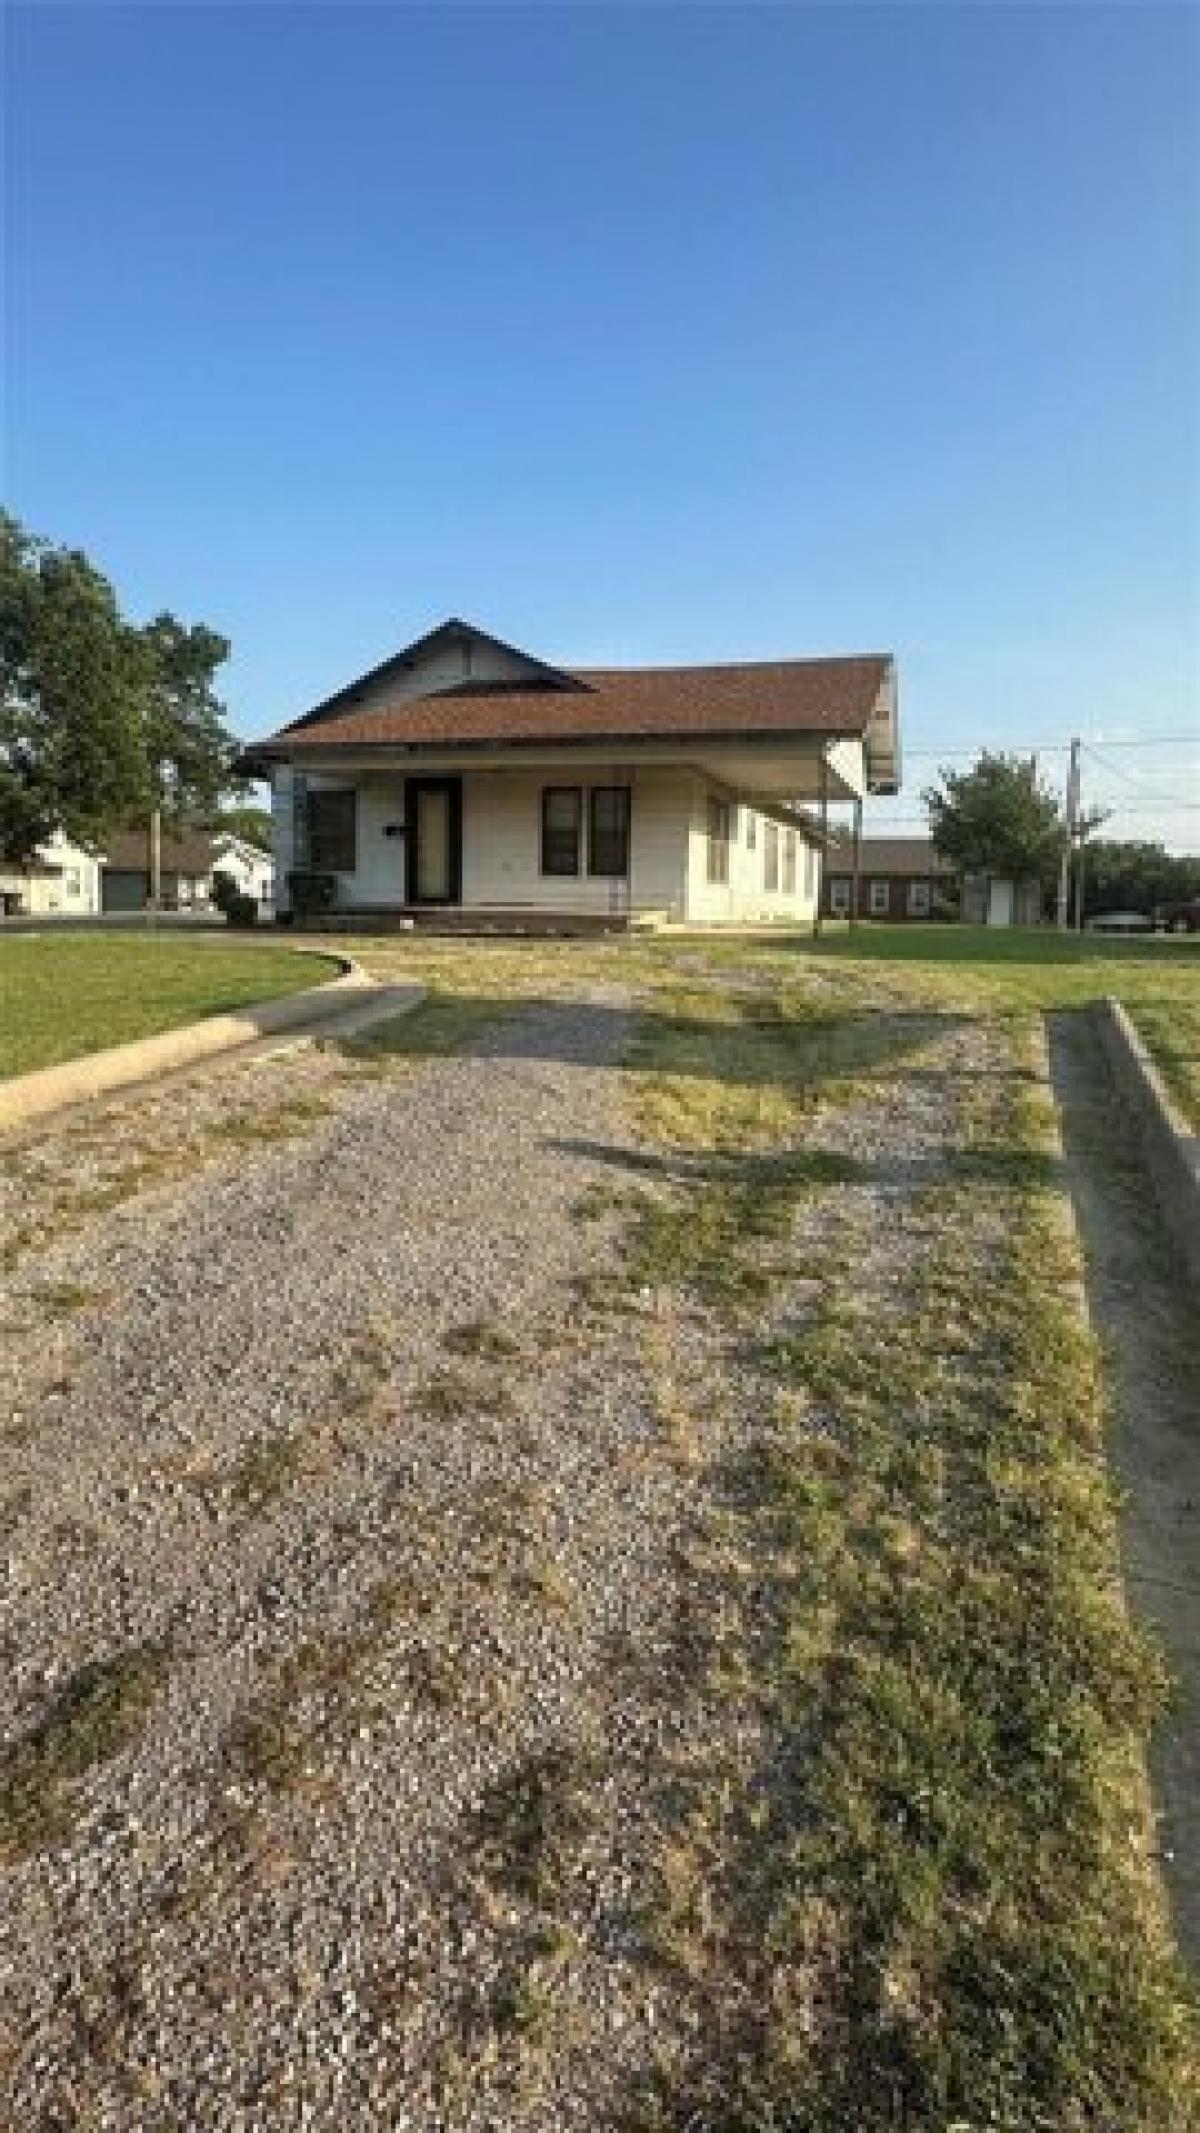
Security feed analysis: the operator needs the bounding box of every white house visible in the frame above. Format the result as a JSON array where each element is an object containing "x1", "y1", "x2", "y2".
[
  {"x1": 0, "y1": 829, "x2": 104, "y2": 919},
  {"x1": 238, "y1": 620, "x2": 900, "y2": 929},
  {"x1": 210, "y1": 833, "x2": 275, "y2": 908}
]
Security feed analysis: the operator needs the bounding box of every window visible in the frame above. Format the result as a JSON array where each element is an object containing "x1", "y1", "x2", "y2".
[
  {"x1": 830, "y1": 877, "x2": 851, "y2": 915},
  {"x1": 908, "y1": 879, "x2": 931, "y2": 917},
  {"x1": 804, "y1": 844, "x2": 815, "y2": 897},
  {"x1": 783, "y1": 830, "x2": 797, "y2": 895},
  {"x1": 307, "y1": 788, "x2": 357, "y2": 872},
  {"x1": 541, "y1": 787, "x2": 582, "y2": 876},
  {"x1": 63, "y1": 867, "x2": 82, "y2": 897},
  {"x1": 869, "y1": 879, "x2": 890, "y2": 916},
  {"x1": 589, "y1": 786, "x2": 631, "y2": 877},
  {"x1": 764, "y1": 820, "x2": 780, "y2": 893},
  {"x1": 745, "y1": 811, "x2": 757, "y2": 851},
  {"x1": 706, "y1": 798, "x2": 731, "y2": 885}
]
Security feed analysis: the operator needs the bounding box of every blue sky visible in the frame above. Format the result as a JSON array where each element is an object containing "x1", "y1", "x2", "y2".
[{"x1": 5, "y1": 3, "x2": 1198, "y2": 846}]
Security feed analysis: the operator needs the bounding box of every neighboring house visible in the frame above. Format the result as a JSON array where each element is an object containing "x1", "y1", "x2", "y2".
[
  {"x1": 823, "y1": 836, "x2": 955, "y2": 921},
  {"x1": 0, "y1": 830, "x2": 104, "y2": 918},
  {"x1": 101, "y1": 829, "x2": 219, "y2": 912},
  {"x1": 210, "y1": 833, "x2": 275, "y2": 908},
  {"x1": 237, "y1": 618, "x2": 900, "y2": 926},
  {"x1": 960, "y1": 872, "x2": 1044, "y2": 927}
]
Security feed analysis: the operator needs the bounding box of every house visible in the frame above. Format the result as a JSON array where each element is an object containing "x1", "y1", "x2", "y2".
[
  {"x1": 209, "y1": 833, "x2": 275, "y2": 909},
  {"x1": 823, "y1": 836, "x2": 955, "y2": 921},
  {"x1": 101, "y1": 829, "x2": 221, "y2": 912},
  {"x1": 237, "y1": 619, "x2": 900, "y2": 927},
  {"x1": 100, "y1": 828, "x2": 275, "y2": 912},
  {"x1": 0, "y1": 830, "x2": 104, "y2": 919}
]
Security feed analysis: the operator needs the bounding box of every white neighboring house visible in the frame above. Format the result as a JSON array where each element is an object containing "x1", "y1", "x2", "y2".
[
  {"x1": 0, "y1": 829, "x2": 104, "y2": 918},
  {"x1": 238, "y1": 618, "x2": 900, "y2": 927},
  {"x1": 210, "y1": 833, "x2": 275, "y2": 909}
]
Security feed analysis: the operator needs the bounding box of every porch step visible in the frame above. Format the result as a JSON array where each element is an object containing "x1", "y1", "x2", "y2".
[{"x1": 294, "y1": 905, "x2": 638, "y2": 939}]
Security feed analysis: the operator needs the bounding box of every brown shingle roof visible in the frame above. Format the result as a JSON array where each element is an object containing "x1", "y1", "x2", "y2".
[
  {"x1": 103, "y1": 829, "x2": 217, "y2": 876},
  {"x1": 827, "y1": 836, "x2": 954, "y2": 878},
  {"x1": 259, "y1": 655, "x2": 892, "y2": 754}
]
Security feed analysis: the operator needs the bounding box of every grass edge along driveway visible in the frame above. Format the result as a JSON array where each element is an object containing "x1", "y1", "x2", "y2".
[{"x1": 0, "y1": 934, "x2": 338, "y2": 1080}]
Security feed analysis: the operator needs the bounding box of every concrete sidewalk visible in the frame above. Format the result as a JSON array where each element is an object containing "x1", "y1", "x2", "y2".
[
  {"x1": 1049, "y1": 1008, "x2": 1200, "y2": 1972},
  {"x1": 0, "y1": 960, "x2": 423, "y2": 1133}
]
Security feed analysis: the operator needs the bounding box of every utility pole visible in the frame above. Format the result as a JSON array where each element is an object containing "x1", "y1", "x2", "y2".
[
  {"x1": 1058, "y1": 738, "x2": 1080, "y2": 931},
  {"x1": 149, "y1": 806, "x2": 162, "y2": 912}
]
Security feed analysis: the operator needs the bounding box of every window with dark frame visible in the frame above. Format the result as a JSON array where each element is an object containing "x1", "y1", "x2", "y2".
[
  {"x1": 706, "y1": 797, "x2": 731, "y2": 885},
  {"x1": 764, "y1": 820, "x2": 780, "y2": 893},
  {"x1": 588, "y1": 786, "x2": 631, "y2": 877},
  {"x1": 783, "y1": 829, "x2": 797, "y2": 895},
  {"x1": 306, "y1": 788, "x2": 357, "y2": 873},
  {"x1": 541, "y1": 787, "x2": 582, "y2": 876}
]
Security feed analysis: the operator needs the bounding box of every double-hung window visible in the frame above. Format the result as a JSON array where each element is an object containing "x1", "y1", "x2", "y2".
[
  {"x1": 706, "y1": 798, "x2": 731, "y2": 885},
  {"x1": 829, "y1": 877, "x2": 851, "y2": 916},
  {"x1": 589, "y1": 787, "x2": 631, "y2": 877},
  {"x1": 307, "y1": 788, "x2": 357, "y2": 872},
  {"x1": 908, "y1": 880, "x2": 931, "y2": 917},
  {"x1": 783, "y1": 830, "x2": 797, "y2": 895},
  {"x1": 764, "y1": 821, "x2": 780, "y2": 893},
  {"x1": 869, "y1": 879, "x2": 890, "y2": 916},
  {"x1": 541, "y1": 787, "x2": 582, "y2": 876}
]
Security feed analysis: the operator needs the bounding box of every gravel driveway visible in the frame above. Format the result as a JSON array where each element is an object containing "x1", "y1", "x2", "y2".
[{"x1": 0, "y1": 984, "x2": 1121, "y2": 2128}]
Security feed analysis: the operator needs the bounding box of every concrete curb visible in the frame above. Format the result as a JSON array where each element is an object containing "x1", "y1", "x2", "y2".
[
  {"x1": 0, "y1": 950, "x2": 374, "y2": 1133},
  {"x1": 1093, "y1": 996, "x2": 1200, "y2": 1294}
]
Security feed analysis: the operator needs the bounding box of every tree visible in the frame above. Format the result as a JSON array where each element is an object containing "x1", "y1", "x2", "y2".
[
  {"x1": 142, "y1": 613, "x2": 235, "y2": 826},
  {"x1": 0, "y1": 511, "x2": 238, "y2": 862},
  {"x1": 1, "y1": 512, "x2": 151, "y2": 859},
  {"x1": 924, "y1": 753, "x2": 1065, "y2": 884},
  {"x1": 1082, "y1": 839, "x2": 1200, "y2": 917},
  {"x1": 214, "y1": 803, "x2": 272, "y2": 852}
]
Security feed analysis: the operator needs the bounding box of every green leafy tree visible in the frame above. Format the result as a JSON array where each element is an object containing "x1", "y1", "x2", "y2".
[
  {"x1": 1, "y1": 512, "x2": 151, "y2": 859},
  {"x1": 1083, "y1": 839, "x2": 1200, "y2": 916},
  {"x1": 213, "y1": 803, "x2": 272, "y2": 852},
  {"x1": 0, "y1": 512, "x2": 238, "y2": 862},
  {"x1": 141, "y1": 613, "x2": 235, "y2": 826},
  {"x1": 924, "y1": 753, "x2": 1066, "y2": 884}
]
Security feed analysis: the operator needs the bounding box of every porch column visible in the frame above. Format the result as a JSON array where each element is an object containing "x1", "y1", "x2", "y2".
[
  {"x1": 850, "y1": 793, "x2": 862, "y2": 931},
  {"x1": 812, "y1": 751, "x2": 829, "y2": 938}
]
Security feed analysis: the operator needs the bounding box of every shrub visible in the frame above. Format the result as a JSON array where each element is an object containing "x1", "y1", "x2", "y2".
[
  {"x1": 287, "y1": 870, "x2": 338, "y2": 919},
  {"x1": 225, "y1": 892, "x2": 259, "y2": 928},
  {"x1": 211, "y1": 869, "x2": 239, "y2": 915}
]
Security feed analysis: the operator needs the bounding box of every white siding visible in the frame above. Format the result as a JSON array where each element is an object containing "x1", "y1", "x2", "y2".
[
  {"x1": 462, "y1": 766, "x2": 686, "y2": 915},
  {"x1": 0, "y1": 833, "x2": 103, "y2": 917},
  {"x1": 684, "y1": 778, "x2": 821, "y2": 923}
]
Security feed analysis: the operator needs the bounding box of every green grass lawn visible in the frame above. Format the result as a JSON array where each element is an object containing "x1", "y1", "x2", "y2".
[
  {"x1": 799, "y1": 923, "x2": 1200, "y2": 1126},
  {"x1": 0, "y1": 934, "x2": 337, "y2": 1079}
]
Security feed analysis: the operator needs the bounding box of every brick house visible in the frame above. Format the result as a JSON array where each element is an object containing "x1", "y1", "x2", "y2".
[{"x1": 822, "y1": 836, "x2": 956, "y2": 921}]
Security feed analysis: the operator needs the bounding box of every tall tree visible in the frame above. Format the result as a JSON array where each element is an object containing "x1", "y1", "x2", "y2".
[
  {"x1": 0, "y1": 512, "x2": 238, "y2": 861},
  {"x1": 924, "y1": 753, "x2": 1066, "y2": 883},
  {"x1": 1, "y1": 512, "x2": 151, "y2": 859},
  {"x1": 141, "y1": 613, "x2": 235, "y2": 826}
]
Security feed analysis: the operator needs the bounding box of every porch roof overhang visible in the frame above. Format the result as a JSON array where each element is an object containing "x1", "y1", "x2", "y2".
[{"x1": 237, "y1": 731, "x2": 871, "y2": 809}]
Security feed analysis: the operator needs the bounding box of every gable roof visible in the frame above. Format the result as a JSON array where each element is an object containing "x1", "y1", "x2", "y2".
[
  {"x1": 103, "y1": 828, "x2": 217, "y2": 876},
  {"x1": 827, "y1": 835, "x2": 955, "y2": 878},
  {"x1": 239, "y1": 619, "x2": 897, "y2": 787}
]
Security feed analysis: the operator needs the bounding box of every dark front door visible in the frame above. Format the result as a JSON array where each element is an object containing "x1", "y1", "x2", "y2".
[{"x1": 406, "y1": 777, "x2": 462, "y2": 905}]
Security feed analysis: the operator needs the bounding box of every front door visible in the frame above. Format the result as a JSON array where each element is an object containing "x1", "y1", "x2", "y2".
[{"x1": 406, "y1": 777, "x2": 462, "y2": 905}]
